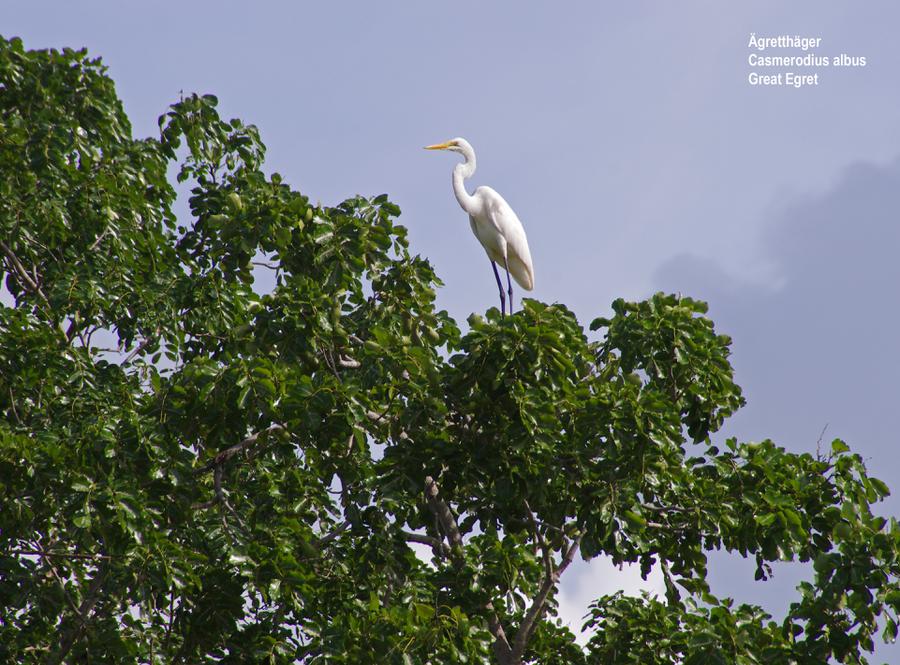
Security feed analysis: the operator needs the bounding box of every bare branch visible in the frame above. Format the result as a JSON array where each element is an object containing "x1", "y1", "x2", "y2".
[
  {"x1": 816, "y1": 422, "x2": 829, "y2": 460},
  {"x1": 192, "y1": 464, "x2": 227, "y2": 510},
  {"x1": 40, "y1": 546, "x2": 83, "y2": 618},
  {"x1": 639, "y1": 503, "x2": 688, "y2": 515},
  {"x1": 558, "y1": 534, "x2": 582, "y2": 577},
  {"x1": 366, "y1": 409, "x2": 386, "y2": 424},
  {"x1": 64, "y1": 319, "x2": 78, "y2": 343},
  {"x1": 8, "y1": 387, "x2": 21, "y2": 425},
  {"x1": 214, "y1": 464, "x2": 224, "y2": 502},
  {"x1": 322, "y1": 349, "x2": 341, "y2": 379}
]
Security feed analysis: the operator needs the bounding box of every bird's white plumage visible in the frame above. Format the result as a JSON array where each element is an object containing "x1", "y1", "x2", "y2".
[
  {"x1": 425, "y1": 137, "x2": 534, "y2": 313},
  {"x1": 470, "y1": 186, "x2": 533, "y2": 290}
]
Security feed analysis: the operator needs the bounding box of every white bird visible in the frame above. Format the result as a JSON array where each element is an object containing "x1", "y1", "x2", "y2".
[{"x1": 425, "y1": 137, "x2": 534, "y2": 316}]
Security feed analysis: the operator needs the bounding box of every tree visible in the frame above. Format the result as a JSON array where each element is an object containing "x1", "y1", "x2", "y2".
[{"x1": 1, "y1": 35, "x2": 899, "y2": 664}]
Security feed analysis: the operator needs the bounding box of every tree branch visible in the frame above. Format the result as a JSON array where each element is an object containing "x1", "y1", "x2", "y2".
[
  {"x1": 46, "y1": 563, "x2": 108, "y2": 665},
  {"x1": 123, "y1": 337, "x2": 153, "y2": 364},
  {"x1": 318, "y1": 520, "x2": 350, "y2": 546},
  {"x1": 639, "y1": 503, "x2": 688, "y2": 515},
  {"x1": 366, "y1": 408, "x2": 408, "y2": 440},
  {"x1": 487, "y1": 601, "x2": 514, "y2": 665},
  {"x1": 337, "y1": 355, "x2": 360, "y2": 369},
  {"x1": 524, "y1": 500, "x2": 552, "y2": 577},
  {"x1": 39, "y1": 545, "x2": 83, "y2": 619},
  {"x1": 88, "y1": 227, "x2": 110, "y2": 252},
  {"x1": 123, "y1": 324, "x2": 162, "y2": 364},
  {"x1": 0, "y1": 239, "x2": 51, "y2": 308},
  {"x1": 8, "y1": 387, "x2": 21, "y2": 425},
  {"x1": 510, "y1": 533, "x2": 583, "y2": 663},
  {"x1": 423, "y1": 477, "x2": 513, "y2": 662},
  {"x1": 401, "y1": 530, "x2": 451, "y2": 556},
  {"x1": 192, "y1": 425, "x2": 285, "y2": 512},
  {"x1": 424, "y1": 476, "x2": 462, "y2": 548},
  {"x1": 194, "y1": 424, "x2": 284, "y2": 475},
  {"x1": 12, "y1": 548, "x2": 114, "y2": 561}
]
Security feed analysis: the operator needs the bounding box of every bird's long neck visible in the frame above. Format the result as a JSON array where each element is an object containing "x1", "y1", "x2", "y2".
[{"x1": 452, "y1": 145, "x2": 478, "y2": 216}]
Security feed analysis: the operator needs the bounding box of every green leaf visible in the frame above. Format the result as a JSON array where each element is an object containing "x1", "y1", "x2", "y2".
[{"x1": 831, "y1": 439, "x2": 850, "y2": 454}]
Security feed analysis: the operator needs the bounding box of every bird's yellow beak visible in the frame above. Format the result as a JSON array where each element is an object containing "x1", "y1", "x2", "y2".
[{"x1": 424, "y1": 141, "x2": 454, "y2": 150}]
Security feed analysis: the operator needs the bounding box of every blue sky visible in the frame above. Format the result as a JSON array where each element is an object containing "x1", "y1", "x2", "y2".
[{"x1": 7, "y1": 0, "x2": 900, "y2": 656}]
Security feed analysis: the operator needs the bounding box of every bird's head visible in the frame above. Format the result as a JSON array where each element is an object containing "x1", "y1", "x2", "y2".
[{"x1": 424, "y1": 137, "x2": 472, "y2": 155}]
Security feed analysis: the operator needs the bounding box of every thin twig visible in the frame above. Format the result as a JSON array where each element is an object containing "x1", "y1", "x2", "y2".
[
  {"x1": 123, "y1": 334, "x2": 154, "y2": 365},
  {"x1": 816, "y1": 423, "x2": 829, "y2": 460},
  {"x1": 40, "y1": 549, "x2": 83, "y2": 617},
  {"x1": 88, "y1": 227, "x2": 110, "y2": 252},
  {"x1": 8, "y1": 387, "x2": 21, "y2": 425},
  {"x1": 164, "y1": 589, "x2": 175, "y2": 653},
  {"x1": 322, "y1": 349, "x2": 341, "y2": 379},
  {"x1": 65, "y1": 319, "x2": 78, "y2": 343},
  {"x1": 344, "y1": 432, "x2": 355, "y2": 456}
]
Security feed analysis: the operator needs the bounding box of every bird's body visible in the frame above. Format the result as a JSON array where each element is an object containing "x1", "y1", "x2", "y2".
[
  {"x1": 425, "y1": 137, "x2": 533, "y2": 315},
  {"x1": 467, "y1": 185, "x2": 534, "y2": 291}
]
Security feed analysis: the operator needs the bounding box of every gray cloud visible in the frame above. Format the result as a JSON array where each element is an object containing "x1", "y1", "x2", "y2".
[{"x1": 655, "y1": 155, "x2": 900, "y2": 658}]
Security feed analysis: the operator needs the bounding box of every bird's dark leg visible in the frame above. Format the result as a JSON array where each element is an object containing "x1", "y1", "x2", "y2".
[
  {"x1": 491, "y1": 261, "x2": 506, "y2": 317},
  {"x1": 504, "y1": 259, "x2": 514, "y2": 315}
]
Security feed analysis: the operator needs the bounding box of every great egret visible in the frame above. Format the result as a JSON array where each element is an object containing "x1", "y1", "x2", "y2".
[{"x1": 425, "y1": 137, "x2": 534, "y2": 316}]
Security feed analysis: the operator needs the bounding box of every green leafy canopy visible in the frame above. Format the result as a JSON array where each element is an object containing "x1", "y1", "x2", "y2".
[{"x1": 1, "y1": 35, "x2": 899, "y2": 664}]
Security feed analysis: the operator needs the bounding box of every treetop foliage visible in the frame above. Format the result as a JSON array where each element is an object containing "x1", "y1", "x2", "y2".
[{"x1": 2, "y1": 35, "x2": 899, "y2": 664}]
